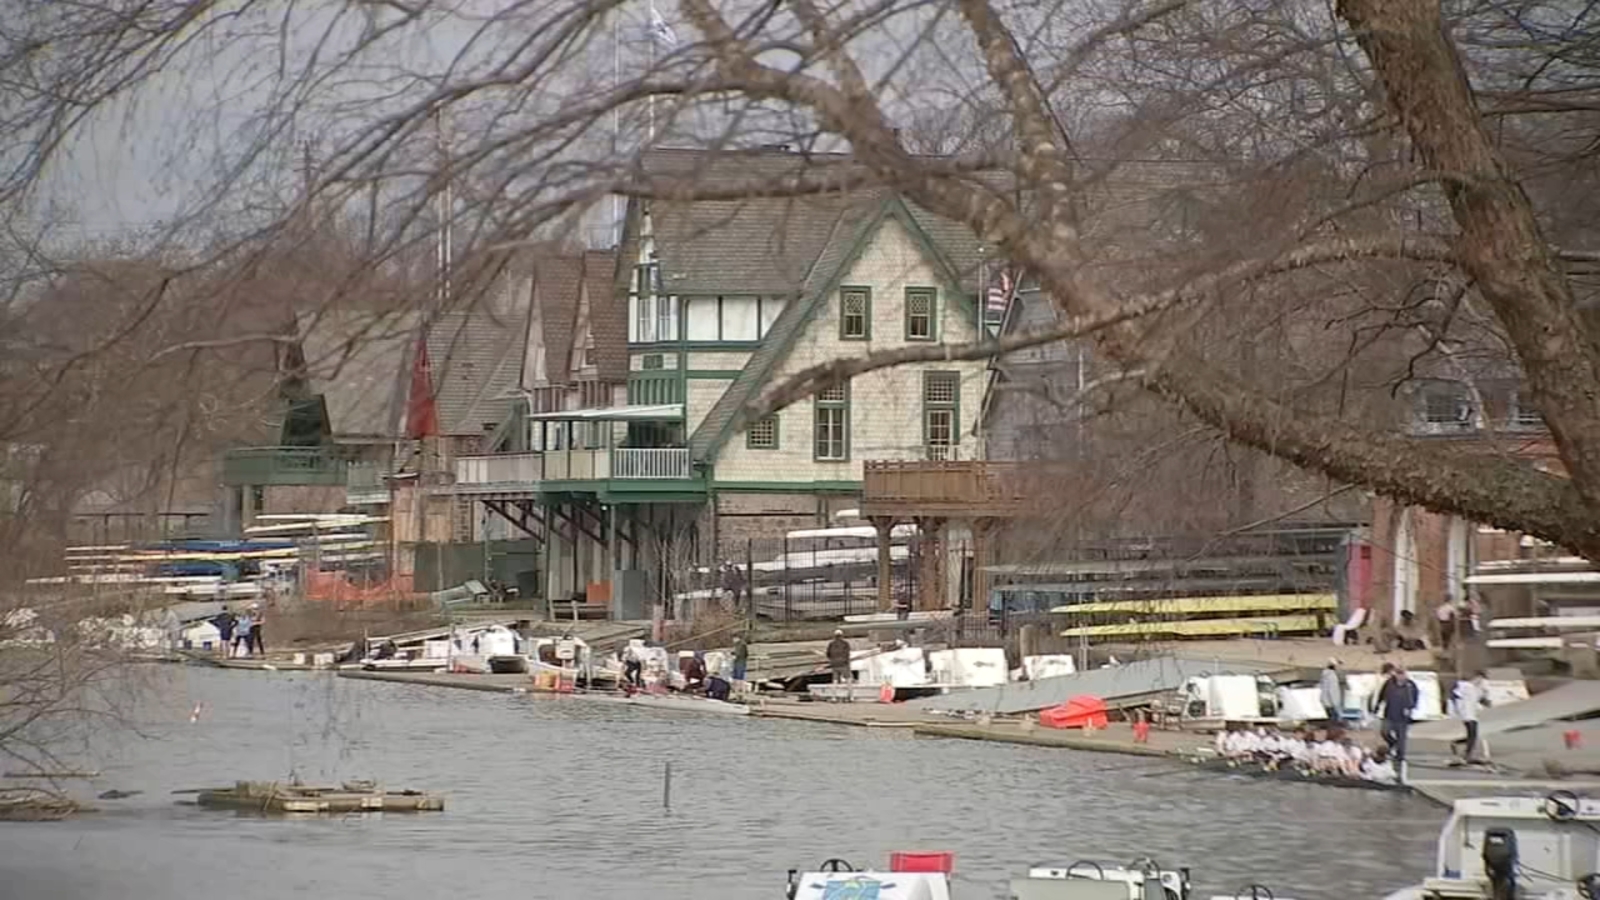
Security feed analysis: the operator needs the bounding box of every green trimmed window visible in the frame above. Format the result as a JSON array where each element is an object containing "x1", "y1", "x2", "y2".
[
  {"x1": 905, "y1": 287, "x2": 935, "y2": 341},
  {"x1": 814, "y1": 382, "x2": 850, "y2": 461},
  {"x1": 746, "y1": 415, "x2": 779, "y2": 450},
  {"x1": 641, "y1": 354, "x2": 664, "y2": 370},
  {"x1": 839, "y1": 287, "x2": 871, "y2": 341},
  {"x1": 923, "y1": 371, "x2": 960, "y2": 460}
]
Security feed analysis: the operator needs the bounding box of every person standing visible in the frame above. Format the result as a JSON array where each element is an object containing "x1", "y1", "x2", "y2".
[
  {"x1": 1436, "y1": 601, "x2": 1459, "y2": 651},
  {"x1": 622, "y1": 641, "x2": 644, "y2": 690},
  {"x1": 234, "y1": 609, "x2": 255, "y2": 658},
  {"x1": 212, "y1": 607, "x2": 237, "y2": 657},
  {"x1": 825, "y1": 630, "x2": 852, "y2": 701},
  {"x1": 1451, "y1": 670, "x2": 1491, "y2": 764},
  {"x1": 731, "y1": 635, "x2": 750, "y2": 686},
  {"x1": 247, "y1": 603, "x2": 266, "y2": 657},
  {"x1": 1319, "y1": 658, "x2": 1346, "y2": 722},
  {"x1": 1374, "y1": 666, "x2": 1420, "y2": 775}
]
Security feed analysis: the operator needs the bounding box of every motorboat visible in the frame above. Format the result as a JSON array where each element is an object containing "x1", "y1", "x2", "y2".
[
  {"x1": 1383, "y1": 792, "x2": 1600, "y2": 900},
  {"x1": 784, "y1": 853, "x2": 1291, "y2": 900}
]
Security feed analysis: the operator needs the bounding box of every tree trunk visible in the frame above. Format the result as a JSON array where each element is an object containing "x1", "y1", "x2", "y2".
[{"x1": 1338, "y1": 0, "x2": 1600, "y2": 515}]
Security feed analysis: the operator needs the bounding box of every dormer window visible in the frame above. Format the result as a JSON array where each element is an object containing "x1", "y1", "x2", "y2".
[
  {"x1": 1510, "y1": 390, "x2": 1544, "y2": 429},
  {"x1": 1416, "y1": 381, "x2": 1477, "y2": 433}
]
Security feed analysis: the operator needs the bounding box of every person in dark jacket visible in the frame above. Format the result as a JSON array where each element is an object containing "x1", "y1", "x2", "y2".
[
  {"x1": 825, "y1": 630, "x2": 853, "y2": 701},
  {"x1": 211, "y1": 607, "x2": 237, "y2": 657},
  {"x1": 1374, "y1": 665, "x2": 1420, "y2": 771}
]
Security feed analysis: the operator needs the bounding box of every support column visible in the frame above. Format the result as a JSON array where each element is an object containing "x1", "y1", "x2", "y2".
[
  {"x1": 916, "y1": 517, "x2": 947, "y2": 611},
  {"x1": 972, "y1": 517, "x2": 994, "y2": 615},
  {"x1": 542, "y1": 500, "x2": 556, "y2": 618},
  {"x1": 872, "y1": 516, "x2": 896, "y2": 612}
]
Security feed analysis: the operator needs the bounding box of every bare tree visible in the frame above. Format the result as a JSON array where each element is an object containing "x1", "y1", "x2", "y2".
[{"x1": 0, "y1": 0, "x2": 1597, "y2": 561}]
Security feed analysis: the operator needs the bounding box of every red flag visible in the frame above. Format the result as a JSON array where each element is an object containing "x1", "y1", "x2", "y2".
[{"x1": 406, "y1": 334, "x2": 439, "y2": 439}]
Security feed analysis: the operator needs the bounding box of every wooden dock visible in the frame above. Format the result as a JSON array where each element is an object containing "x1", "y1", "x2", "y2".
[{"x1": 194, "y1": 781, "x2": 444, "y2": 814}]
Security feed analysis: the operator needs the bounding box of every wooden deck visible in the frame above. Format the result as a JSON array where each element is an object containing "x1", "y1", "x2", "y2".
[{"x1": 860, "y1": 460, "x2": 1038, "y2": 518}]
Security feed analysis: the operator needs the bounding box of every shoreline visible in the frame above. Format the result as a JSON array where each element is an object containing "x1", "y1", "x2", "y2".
[{"x1": 308, "y1": 667, "x2": 1600, "y2": 807}]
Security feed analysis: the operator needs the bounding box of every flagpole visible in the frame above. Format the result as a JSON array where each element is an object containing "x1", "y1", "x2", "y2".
[
  {"x1": 647, "y1": 0, "x2": 658, "y2": 146},
  {"x1": 612, "y1": 10, "x2": 623, "y2": 246}
]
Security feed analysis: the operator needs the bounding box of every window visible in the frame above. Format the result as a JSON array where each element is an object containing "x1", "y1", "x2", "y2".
[
  {"x1": 746, "y1": 415, "x2": 779, "y2": 450},
  {"x1": 814, "y1": 381, "x2": 850, "y2": 461},
  {"x1": 1512, "y1": 391, "x2": 1543, "y2": 429},
  {"x1": 839, "y1": 287, "x2": 871, "y2": 340},
  {"x1": 656, "y1": 294, "x2": 677, "y2": 342},
  {"x1": 924, "y1": 371, "x2": 960, "y2": 460},
  {"x1": 1421, "y1": 383, "x2": 1472, "y2": 424},
  {"x1": 579, "y1": 380, "x2": 613, "y2": 409},
  {"x1": 642, "y1": 354, "x2": 664, "y2": 370},
  {"x1": 905, "y1": 288, "x2": 935, "y2": 341}
]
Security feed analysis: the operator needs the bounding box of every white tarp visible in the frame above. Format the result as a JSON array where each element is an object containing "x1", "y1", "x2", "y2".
[
  {"x1": 928, "y1": 648, "x2": 1008, "y2": 687},
  {"x1": 1344, "y1": 670, "x2": 1446, "y2": 721},
  {"x1": 1277, "y1": 685, "x2": 1328, "y2": 720},
  {"x1": 1021, "y1": 654, "x2": 1078, "y2": 681},
  {"x1": 1195, "y1": 674, "x2": 1263, "y2": 719},
  {"x1": 853, "y1": 647, "x2": 929, "y2": 687}
]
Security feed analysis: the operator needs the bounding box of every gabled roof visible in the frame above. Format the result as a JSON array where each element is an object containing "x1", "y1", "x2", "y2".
[
  {"x1": 523, "y1": 250, "x2": 623, "y2": 386},
  {"x1": 297, "y1": 309, "x2": 419, "y2": 441},
  {"x1": 630, "y1": 148, "x2": 1003, "y2": 297},
  {"x1": 426, "y1": 307, "x2": 526, "y2": 435},
  {"x1": 583, "y1": 249, "x2": 626, "y2": 381},
  {"x1": 527, "y1": 255, "x2": 584, "y2": 386},
  {"x1": 686, "y1": 193, "x2": 973, "y2": 461}
]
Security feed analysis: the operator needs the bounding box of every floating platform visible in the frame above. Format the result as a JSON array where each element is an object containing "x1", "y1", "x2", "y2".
[{"x1": 194, "y1": 781, "x2": 444, "y2": 814}]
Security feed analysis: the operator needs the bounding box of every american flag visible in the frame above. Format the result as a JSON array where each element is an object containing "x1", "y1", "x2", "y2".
[
  {"x1": 985, "y1": 266, "x2": 1016, "y2": 317},
  {"x1": 648, "y1": 6, "x2": 678, "y2": 48}
]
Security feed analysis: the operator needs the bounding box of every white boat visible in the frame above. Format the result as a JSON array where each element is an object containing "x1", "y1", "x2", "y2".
[
  {"x1": 1383, "y1": 792, "x2": 1600, "y2": 900},
  {"x1": 784, "y1": 853, "x2": 1293, "y2": 900}
]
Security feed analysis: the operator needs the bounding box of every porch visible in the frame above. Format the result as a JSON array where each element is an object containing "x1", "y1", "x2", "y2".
[
  {"x1": 860, "y1": 460, "x2": 1034, "y2": 615},
  {"x1": 444, "y1": 403, "x2": 707, "y2": 617}
]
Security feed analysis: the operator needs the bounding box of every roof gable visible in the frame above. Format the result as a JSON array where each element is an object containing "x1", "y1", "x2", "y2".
[
  {"x1": 525, "y1": 255, "x2": 584, "y2": 388},
  {"x1": 583, "y1": 249, "x2": 627, "y2": 381},
  {"x1": 687, "y1": 194, "x2": 977, "y2": 461},
  {"x1": 297, "y1": 309, "x2": 420, "y2": 441},
  {"x1": 426, "y1": 308, "x2": 526, "y2": 435}
]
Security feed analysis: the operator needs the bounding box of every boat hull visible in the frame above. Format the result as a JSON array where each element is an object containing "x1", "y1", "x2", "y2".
[{"x1": 1187, "y1": 757, "x2": 1406, "y2": 792}]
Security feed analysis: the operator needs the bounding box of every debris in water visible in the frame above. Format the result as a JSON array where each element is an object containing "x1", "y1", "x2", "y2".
[
  {"x1": 191, "y1": 780, "x2": 444, "y2": 814},
  {"x1": 97, "y1": 790, "x2": 142, "y2": 800}
]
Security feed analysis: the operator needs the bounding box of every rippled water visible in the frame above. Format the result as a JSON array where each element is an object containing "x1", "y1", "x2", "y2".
[{"x1": 0, "y1": 667, "x2": 1441, "y2": 900}]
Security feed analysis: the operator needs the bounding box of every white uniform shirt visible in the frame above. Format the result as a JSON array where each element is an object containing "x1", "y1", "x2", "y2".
[{"x1": 1452, "y1": 680, "x2": 1484, "y2": 722}]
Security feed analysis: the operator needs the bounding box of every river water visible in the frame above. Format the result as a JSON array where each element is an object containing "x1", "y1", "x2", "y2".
[{"x1": 0, "y1": 667, "x2": 1441, "y2": 900}]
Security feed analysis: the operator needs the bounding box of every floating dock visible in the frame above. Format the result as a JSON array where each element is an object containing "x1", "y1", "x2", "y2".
[{"x1": 194, "y1": 781, "x2": 444, "y2": 814}]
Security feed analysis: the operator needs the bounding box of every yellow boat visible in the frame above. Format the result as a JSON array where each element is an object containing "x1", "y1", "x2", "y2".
[
  {"x1": 1059, "y1": 614, "x2": 1325, "y2": 638},
  {"x1": 1051, "y1": 593, "x2": 1336, "y2": 616}
]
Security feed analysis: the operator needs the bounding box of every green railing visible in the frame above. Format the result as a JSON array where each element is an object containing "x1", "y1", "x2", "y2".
[{"x1": 222, "y1": 447, "x2": 350, "y2": 487}]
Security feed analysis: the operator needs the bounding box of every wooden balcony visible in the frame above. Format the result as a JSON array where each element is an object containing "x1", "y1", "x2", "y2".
[
  {"x1": 861, "y1": 460, "x2": 1034, "y2": 518},
  {"x1": 451, "y1": 448, "x2": 696, "y2": 495},
  {"x1": 222, "y1": 447, "x2": 349, "y2": 487}
]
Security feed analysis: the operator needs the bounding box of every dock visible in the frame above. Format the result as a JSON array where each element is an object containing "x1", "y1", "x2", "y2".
[
  {"x1": 194, "y1": 780, "x2": 444, "y2": 814},
  {"x1": 336, "y1": 670, "x2": 529, "y2": 693}
]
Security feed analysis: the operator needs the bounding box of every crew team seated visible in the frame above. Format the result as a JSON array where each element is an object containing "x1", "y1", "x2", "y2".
[{"x1": 1214, "y1": 723, "x2": 1396, "y2": 784}]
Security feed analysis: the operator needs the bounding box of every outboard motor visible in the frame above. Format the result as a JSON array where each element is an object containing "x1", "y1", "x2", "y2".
[{"x1": 1481, "y1": 827, "x2": 1518, "y2": 900}]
